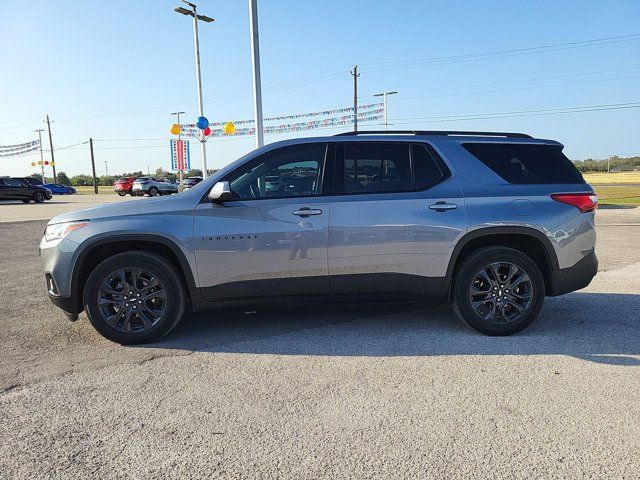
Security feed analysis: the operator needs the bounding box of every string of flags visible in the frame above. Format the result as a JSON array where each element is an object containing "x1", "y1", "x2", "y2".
[
  {"x1": 0, "y1": 139, "x2": 40, "y2": 157},
  {"x1": 175, "y1": 108, "x2": 384, "y2": 140},
  {"x1": 204, "y1": 102, "x2": 384, "y2": 127}
]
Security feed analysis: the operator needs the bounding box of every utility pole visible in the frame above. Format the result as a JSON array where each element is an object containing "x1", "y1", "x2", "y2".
[
  {"x1": 89, "y1": 138, "x2": 98, "y2": 194},
  {"x1": 373, "y1": 91, "x2": 398, "y2": 131},
  {"x1": 174, "y1": 1, "x2": 214, "y2": 179},
  {"x1": 44, "y1": 114, "x2": 57, "y2": 183},
  {"x1": 351, "y1": 65, "x2": 360, "y2": 131},
  {"x1": 34, "y1": 129, "x2": 45, "y2": 183},
  {"x1": 248, "y1": 0, "x2": 264, "y2": 148},
  {"x1": 104, "y1": 160, "x2": 108, "y2": 178},
  {"x1": 171, "y1": 111, "x2": 186, "y2": 182}
]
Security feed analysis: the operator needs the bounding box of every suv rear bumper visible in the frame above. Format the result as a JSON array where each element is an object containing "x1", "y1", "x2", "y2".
[{"x1": 548, "y1": 251, "x2": 598, "y2": 296}]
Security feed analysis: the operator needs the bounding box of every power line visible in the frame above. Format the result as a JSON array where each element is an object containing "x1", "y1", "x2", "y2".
[{"x1": 389, "y1": 102, "x2": 640, "y2": 124}]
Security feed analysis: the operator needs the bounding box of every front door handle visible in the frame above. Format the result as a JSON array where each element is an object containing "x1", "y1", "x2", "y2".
[
  {"x1": 293, "y1": 207, "x2": 323, "y2": 217},
  {"x1": 429, "y1": 201, "x2": 458, "y2": 212}
]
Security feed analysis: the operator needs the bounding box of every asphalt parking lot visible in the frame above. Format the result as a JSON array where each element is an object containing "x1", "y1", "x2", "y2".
[{"x1": 0, "y1": 197, "x2": 638, "y2": 479}]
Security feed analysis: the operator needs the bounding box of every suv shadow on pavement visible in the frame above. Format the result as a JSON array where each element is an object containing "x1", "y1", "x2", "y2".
[{"x1": 145, "y1": 292, "x2": 639, "y2": 366}]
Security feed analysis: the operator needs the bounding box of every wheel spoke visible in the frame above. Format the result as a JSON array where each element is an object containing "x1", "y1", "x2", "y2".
[{"x1": 142, "y1": 290, "x2": 166, "y2": 301}]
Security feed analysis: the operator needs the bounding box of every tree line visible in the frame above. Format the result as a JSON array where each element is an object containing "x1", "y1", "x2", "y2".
[
  {"x1": 29, "y1": 168, "x2": 216, "y2": 186},
  {"x1": 570, "y1": 155, "x2": 640, "y2": 172}
]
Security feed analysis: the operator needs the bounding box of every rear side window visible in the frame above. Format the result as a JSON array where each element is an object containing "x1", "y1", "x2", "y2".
[
  {"x1": 343, "y1": 143, "x2": 412, "y2": 193},
  {"x1": 338, "y1": 142, "x2": 447, "y2": 194},
  {"x1": 463, "y1": 143, "x2": 583, "y2": 184}
]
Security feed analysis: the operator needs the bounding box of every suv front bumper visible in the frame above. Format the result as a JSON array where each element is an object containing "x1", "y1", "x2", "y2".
[{"x1": 549, "y1": 251, "x2": 598, "y2": 296}]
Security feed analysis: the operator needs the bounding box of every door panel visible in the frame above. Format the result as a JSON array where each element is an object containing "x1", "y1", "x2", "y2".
[
  {"x1": 194, "y1": 197, "x2": 329, "y2": 301},
  {"x1": 328, "y1": 141, "x2": 467, "y2": 295}
]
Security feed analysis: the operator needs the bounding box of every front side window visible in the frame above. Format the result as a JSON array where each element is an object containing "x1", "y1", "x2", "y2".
[{"x1": 226, "y1": 143, "x2": 327, "y2": 200}]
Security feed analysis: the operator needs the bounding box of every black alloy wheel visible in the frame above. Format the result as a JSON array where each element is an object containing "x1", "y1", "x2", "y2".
[
  {"x1": 452, "y1": 246, "x2": 545, "y2": 336},
  {"x1": 84, "y1": 251, "x2": 186, "y2": 344}
]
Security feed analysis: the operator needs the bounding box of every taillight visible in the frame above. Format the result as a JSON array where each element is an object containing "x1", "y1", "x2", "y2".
[{"x1": 551, "y1": 193, "x2": 598, "y2": 213}]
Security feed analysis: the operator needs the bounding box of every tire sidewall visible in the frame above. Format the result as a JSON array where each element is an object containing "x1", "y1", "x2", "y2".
[
  {"x1": 149, "y1": 187, "x2": 158, "y2": 197},
  {"x1": 453, "y1": 247, "x2": 545, "y2": 336},
  {"x1": 33, "y1": 192, "x2": 45, "y2": 203},
  {"x1": 84, "y1": 252, "x2": 186, "y2": 344}
]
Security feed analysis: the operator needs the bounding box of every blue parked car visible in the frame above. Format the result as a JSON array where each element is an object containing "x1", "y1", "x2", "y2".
[{"x1": 44, "y1": 184, "x2": 76, "y2": 195}]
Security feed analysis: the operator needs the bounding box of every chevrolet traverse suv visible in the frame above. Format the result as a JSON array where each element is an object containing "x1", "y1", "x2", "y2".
[{"x1": 40, "y1": 131, "x2": 598, "y2": 344}]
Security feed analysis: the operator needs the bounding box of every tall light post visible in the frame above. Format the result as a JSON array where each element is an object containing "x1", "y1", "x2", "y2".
[
  {"x1": 174, "y1": 1, "x2": 214, "y2": 179},
  {"x1": 248, "y1": 0, "x2": 264, "y2": 148},
  {"x1": 171, "y1": 111, "x2": 186, "y2": 182},
  {"x1": 373, "y1": 91, "x2": 397, "y2": 131}
]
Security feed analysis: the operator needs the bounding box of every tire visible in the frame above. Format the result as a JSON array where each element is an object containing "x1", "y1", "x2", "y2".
[
  {"x1": 117, "y1": 191, "x2": 127, "y2": 197},
  {"x1": 83, "y1": 251, "x2": 186, "y2": 344},
  {"x1": 32, "y1": 191, "x2": 45, "y2": 203},
  {"x1": 21, "y1": 199, "x2": 30, "y2": 204},
  {"x1": 452, "y1": 246, "x2": 545, "y2": 336},
  {"x1": 67, "y1": 188, "x2": 75, "y2": 195},
  {"x1": 148, "y1": 187, "x2": 158, "y2": 197}
]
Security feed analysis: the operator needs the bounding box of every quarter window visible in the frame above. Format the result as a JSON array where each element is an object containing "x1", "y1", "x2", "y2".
[{"x1": 226, "y1": 143, "x2": 327, "y2": 199}]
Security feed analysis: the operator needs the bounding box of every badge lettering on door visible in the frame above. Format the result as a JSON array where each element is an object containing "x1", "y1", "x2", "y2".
[{"x1": 202, "y1": 235, "x2": 259, "y2": 241}]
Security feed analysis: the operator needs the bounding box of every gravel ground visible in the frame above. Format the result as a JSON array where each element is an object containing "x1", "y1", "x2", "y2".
[{"x1": 0, "y1": 207, "x2": 638, "y2": 479}]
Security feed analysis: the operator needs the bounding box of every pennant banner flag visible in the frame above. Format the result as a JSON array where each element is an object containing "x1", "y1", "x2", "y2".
[
  {"x1": 180, "y1": 111, "x2": 384, "y2": 139},
  {"x1": 0, "y1": 139, "x2": 40, "y2": 157},
  {"x1": 181, "y1": 102, "x2": 384, "y2": 130}
]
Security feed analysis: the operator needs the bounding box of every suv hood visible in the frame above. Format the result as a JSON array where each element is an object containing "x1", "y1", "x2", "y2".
[{"x1": 47, "y1": 190, "x2": 200, "y2": 225}]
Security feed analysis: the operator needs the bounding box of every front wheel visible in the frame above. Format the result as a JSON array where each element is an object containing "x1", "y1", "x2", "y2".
[
  {"x1": 117, "y1": 191, "x2": 127, "y2": 197},
  {"x1": 32, "y1": 191, "x2": 45, "y2": 203},
  {"x1": 67, "y1": 188, "x2": 75, "y2": 195},
  {"x1": 452, "y1": 247, "x2": 545, "y2": 336},
  {"x1": 83, "y1": 251, "x2": 186, "y2": 344},
  {"x1": 148, "y1": 187, "x2": 158, "y2": 197}
]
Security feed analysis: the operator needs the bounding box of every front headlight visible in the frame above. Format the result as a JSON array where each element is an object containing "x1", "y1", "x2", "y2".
[{"x1": 44, "y1": 221, "x2": 89, "y2": 242}]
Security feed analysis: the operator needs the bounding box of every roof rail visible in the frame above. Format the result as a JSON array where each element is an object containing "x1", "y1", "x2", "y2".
[{"x1": 334, "y1": 130, "x2": 532, "y2": 138}]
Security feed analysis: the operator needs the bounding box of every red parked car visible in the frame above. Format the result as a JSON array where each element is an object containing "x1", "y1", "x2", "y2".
[{"x1": 114, "y1": 177, "x2": 135, "y2": 196}]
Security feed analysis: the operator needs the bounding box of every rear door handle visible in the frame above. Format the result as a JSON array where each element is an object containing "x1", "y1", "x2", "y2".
[
  {"x1": 429, "y1": 201, "x2": 458, "y2": 212},
  {"x1": 293, "y1": 207, "x2": 323, "y2": 217}
]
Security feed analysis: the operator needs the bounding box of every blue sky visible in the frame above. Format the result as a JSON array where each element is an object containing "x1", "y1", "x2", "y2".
[{"x1": 1, "y1": 0, "x2": 639, "y2": 177}]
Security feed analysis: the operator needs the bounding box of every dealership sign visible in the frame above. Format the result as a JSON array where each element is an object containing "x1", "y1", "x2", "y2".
[{"x1": 170, "y1": 139, "x2": 190, "y2": 171}]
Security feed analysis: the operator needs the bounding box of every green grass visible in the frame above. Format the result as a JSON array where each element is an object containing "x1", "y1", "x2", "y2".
[
  {"x1": 593, "y1": 185, "x2": 640, "y2": 206},
  {"x1": 74, "y1": 186, "x2": 118, "y2": 195}
]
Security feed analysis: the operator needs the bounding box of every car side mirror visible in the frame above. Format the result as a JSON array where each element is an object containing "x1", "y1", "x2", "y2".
[{"x1": 208, "y1": 181, "x2": 233, "y2": 204}]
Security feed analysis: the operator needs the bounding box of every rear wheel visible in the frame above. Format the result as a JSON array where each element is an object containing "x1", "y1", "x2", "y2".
[
  {"x1": 84, "y1": 251, "x2": 186, "y2": 344},
  {"x1": 32, "y1": 191, "x2": 45, "y2": 203},
  {"x1": 452, "y1": 247, "x2": 545, "y2": 336}
]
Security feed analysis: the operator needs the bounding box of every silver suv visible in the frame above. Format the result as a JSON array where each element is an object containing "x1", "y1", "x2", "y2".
[
  {"x1": 131, "y1": 177, "x2": 179, "y2": 196},
  {"x1": 40, "y1": 131, "x2": 598, "y2": 344}
]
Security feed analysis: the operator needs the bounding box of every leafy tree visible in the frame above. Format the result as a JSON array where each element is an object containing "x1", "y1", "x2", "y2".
[
  {"x1": 71, "y1": 174, "x2": 94, "y2": 186},
  {"x1": 57, "y1": 172, "x2": 71, "y2": 185}
]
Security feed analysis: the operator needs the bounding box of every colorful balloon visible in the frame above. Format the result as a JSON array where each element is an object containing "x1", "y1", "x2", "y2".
[
  {"x1": 50, "y1": 161, "x2": 55, "y2": 166},
  {"x1": 37, "y1": 160, "x2": 42, "y2": 165},
  {"x1": 223, "y1": 122, "x2": 236, "y2": 135},
  {"x1": 31, "y1": 162, "x2": 36, "y2": 166},
  {"x1": 196, "y1": 116, "x2": 209, "y2": 129},
  {"x1": 44, "y1": 161, "x2": 49, "y2": 165},
  {"x1": 170, "y1": 123, "x2": 181, "y2": 135},
  {"x1": 204, "y1": 127, "x2": 211, "y2": 136}
]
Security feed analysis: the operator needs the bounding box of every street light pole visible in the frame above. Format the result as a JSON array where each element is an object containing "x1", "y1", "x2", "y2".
[
  {"x1": 171, "y1": 111, "x2": 186, "y2": 182},
  {"x1": 373, "y1": 91, "x2": 398, "y2": 131},
  {"x1": 34, "y1": 129, "x2": 45, "y2": 183},
  {"x1": 174, "y1": 1, "x2": 214, "y2": 179},
  {"x1": 248, "y1": 0, "x2": 264, "y2": 148}
]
